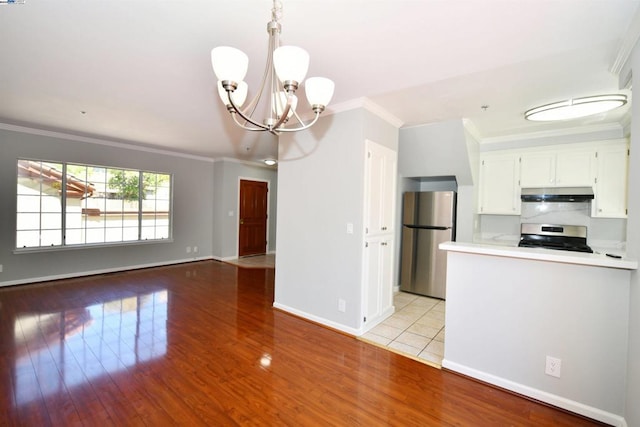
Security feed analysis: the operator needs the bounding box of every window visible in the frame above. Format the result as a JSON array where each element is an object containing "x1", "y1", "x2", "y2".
[{"x1": 16, "y1": 159, "x2": 172, "y2": 249}]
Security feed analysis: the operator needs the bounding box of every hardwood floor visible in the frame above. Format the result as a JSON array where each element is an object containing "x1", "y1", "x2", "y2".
[{"x1": 0, "y1": 260, "x2": 605, "y2": 426}]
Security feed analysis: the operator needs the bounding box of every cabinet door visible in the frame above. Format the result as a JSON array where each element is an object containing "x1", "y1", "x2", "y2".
[
  {"x1": 520, "y1": 152, "x2": 555, "y2": 187},
  {"x1": 593, "y1": 145, "x2": 628, "y2": 218},
  {"x1": 555, "y1": 149, "x2": 595, "y2": 187},
  {"x1": 364, "y1": 140, "x2": 397, "y2": 235},
  {"x1": 363, "y1": 237, "x2": 394, "y2": 326},
  {"x1": 478, "y1": 153, "x2": 520, "y2": 215}
]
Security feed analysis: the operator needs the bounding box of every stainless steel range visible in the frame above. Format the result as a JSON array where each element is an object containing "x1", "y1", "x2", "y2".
[{"x1": 518, "y1": 223, "x2": 593, "y2": 253}]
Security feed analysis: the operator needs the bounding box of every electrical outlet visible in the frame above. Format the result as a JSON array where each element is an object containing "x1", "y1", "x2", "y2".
[
  {"x1": 193, "y1": 246, "x2": 198, "y2": 253},
  {"x1": 545, "y1": 356, "x2": 562, "y2": 378},
  {"x1": 0, "y1": 264, "x2": 3, "y2": 273},
  {"x1": 338, "y1": 299, "x2": 346, "y2": 313},
  {"x1": 186, "y1": 246, "x2": 191, "y2": 253}
]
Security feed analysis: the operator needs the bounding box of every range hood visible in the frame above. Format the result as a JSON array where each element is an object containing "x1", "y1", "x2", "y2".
[{"x1": 520, "y1": 187, "x2": 595, "y2": 202}]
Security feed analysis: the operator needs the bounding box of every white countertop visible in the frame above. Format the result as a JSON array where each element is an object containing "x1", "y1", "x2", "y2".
[{"x1": 439, "y1": 241, "x2": 638, "y2": 270}]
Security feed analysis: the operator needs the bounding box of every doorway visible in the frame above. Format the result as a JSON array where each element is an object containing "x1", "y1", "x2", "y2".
[{"x1": 238, "y1": 179, "x2": 269, "y2": 257}]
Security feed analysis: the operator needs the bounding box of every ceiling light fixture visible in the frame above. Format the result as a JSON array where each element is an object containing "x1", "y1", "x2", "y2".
[
  {"x1": 211, "y1": 0, "x2": 334, "y2": 135},
  {"x1": 263, "y1": 158, "x2": 277, "y2": 166},
  {"x1": 524, "y1": 94, "x2": 627, "y2": 122}
]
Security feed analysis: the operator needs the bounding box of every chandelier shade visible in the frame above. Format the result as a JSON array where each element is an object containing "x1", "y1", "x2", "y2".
[
  {"x1": 210, "y1": 0, "x2": 334, "y2": 135},
  {"x1": 273, "y1": 46, "x2": 309, "y2": 84},
  {"x1": 306, "y1": 77, "x2": 335, "y2": 107},
  {"x1": 524, "y1": 94, "x2": 627, "y2": 122},
  {"x1": 211, "y1": 47, "x2": 248, "y2": 83}
]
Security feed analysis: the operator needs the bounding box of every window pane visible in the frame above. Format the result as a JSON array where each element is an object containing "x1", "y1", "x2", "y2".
[
  {"x1": 17, "y1": 159, "x2": 171, "y2": 249},
  {"x1": 16, "y1": 230, "x2": 40, "y2": 248},
  {"x1": 41, "y1": 213, "x2": 62, "y2": 230},
  {"x1": 16, "y1": 160, "x2": 63, "y2": 248},
  {"x1": 16, "y1": 213, "x2": 40, "y2": 231},
  {"x1": 41, "y1": 230, "x2": 62, "y2": 246},
  {"x1": 122, "y1": 227, "x2": 138, "y2": 241},
  {"x1": 65, "y1": 229, "x2": 83, "y2": 245},
  {"x1": 86, "y1": 228, "x2": 105, "y2": 244}
]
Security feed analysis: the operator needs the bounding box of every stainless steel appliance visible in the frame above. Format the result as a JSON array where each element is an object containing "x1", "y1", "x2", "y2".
[
  {"x1": 518, "y1": 223, "x2": 593, "y2": 253},
  {"x1": 520, "y1": 186, "x2": 594, "y2": 203},
  {"x1": 400, "y1": 191, "x2": 456, "y2": 299}
]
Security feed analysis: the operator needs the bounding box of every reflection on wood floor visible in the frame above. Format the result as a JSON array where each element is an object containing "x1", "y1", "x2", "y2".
[
  {"x1": 223, "y1": 253, "x2": 275, "y2": 269},
  {"x1": 0, "y1": 260, "x2": 604, "y2": 425}
]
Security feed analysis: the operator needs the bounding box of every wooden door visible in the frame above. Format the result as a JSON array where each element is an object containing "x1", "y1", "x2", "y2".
[{"x1": 238, "y1": 179, "x2": 268, "y2": 257}]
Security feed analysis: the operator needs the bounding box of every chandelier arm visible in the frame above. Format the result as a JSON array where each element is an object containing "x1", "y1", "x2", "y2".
[
  {"x1": 269, "y1": 93, "x2": 296, "y2": 130},
  {"x1": 226, "y1": 90, "x2": 271, "y2": 131},
  {"x1": 275, "y1": 112, "x2": 321, "y2": 133},
  {"x1": 229, "y1": 111, "x2": 274, "y2": 133}
]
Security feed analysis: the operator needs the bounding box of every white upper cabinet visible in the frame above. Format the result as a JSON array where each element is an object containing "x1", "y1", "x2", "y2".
[
  {"x1": 478, "y1": 152, "x2": 521, "y2": 215},
  {"x1": 520, "y1": 152, "x2": 556, "y2": 187},
  {"x1": 593, "y1": 143, "x2": 629, "y2": 218},
  {"x1": 520, "y1": 148, "x2": 595, "y2": 188},
  {"x1": 555, "y1": 149, "x2": 596, "y2": 187},
  {"x1": 477, "y1": 139, "x2": 628, "y2": 218},
  {"x1": 364, "y1": 140, "x2": 397, "y2": 236}
]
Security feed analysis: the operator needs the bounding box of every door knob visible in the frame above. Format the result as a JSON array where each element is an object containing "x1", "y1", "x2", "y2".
[{"x1": 240, "y1": 219, "x2": 244, "y2": 224}]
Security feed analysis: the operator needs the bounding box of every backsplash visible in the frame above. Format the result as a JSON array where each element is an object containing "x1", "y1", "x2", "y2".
[
  {"x1": 521, "y1": 201, "x2": 590, "y2": 226},
  {"x1": 475, "y1": 201, "x2": 627, "y2": 251}
]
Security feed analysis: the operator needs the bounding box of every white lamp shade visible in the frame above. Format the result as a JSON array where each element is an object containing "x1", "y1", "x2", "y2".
[
  {"x1": 273, "y1": 46, "x2": 309, "y2": 83},
  {"x1": 272, "y1": 91, "x2": 298, "y2": 118},
  {"x1": 211, "y1": 46, "x2": 249, "y2": 82},
  {"x1": 217, "y1": 81, "x2": 248, "y2": 107},
  {"x1": 305, "y1": 77, "x2": 334, "y2": 107}
]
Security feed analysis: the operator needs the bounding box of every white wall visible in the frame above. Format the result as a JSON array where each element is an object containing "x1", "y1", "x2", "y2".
[
  {"x1": 443, "y1": 251, "x2": 630, "y2": 425},
  {"x1": 623, "y1": 35, "x2": 640, "y2": 427},
  {"x1": 274, "y1": 107, "x2": 398, "y2": 333},
  {"x1": 0, "y1": 126, "x2": 214, "y2": 286}
]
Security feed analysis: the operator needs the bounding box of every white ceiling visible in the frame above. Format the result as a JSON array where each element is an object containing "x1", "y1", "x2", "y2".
[{"x1": 0, "y1": 0, "x2": 638, "y2": 161}]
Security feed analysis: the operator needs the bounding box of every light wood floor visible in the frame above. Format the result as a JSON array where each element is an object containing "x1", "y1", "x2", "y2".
[{"x1": 0, "y1": 260, "x2": 604, "y2": 426}]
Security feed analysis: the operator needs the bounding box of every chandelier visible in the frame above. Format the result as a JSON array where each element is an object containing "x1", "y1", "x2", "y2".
[{"x1": 211, "y1": 1, "x2": 335, "y2": 135}]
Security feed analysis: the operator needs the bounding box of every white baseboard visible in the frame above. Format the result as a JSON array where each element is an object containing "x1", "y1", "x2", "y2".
[
  {"x1": 273, "y1": 302, "x2": 360, "y2": 336},
  {"x1": 0, "y1": 256, "x2": 212, "y2": 288},
  {"x1": 442, "y1": 359, "x2": 627, "y2": 427}
]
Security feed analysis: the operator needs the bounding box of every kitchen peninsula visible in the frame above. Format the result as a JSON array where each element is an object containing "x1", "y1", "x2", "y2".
[{"x1": 439, "y1": 242, "x2": 637, "y2": 426}]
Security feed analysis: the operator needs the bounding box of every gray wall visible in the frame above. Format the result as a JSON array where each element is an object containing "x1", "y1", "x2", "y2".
[
  {"x1": 0, "y1": 126, "x2": 214, "y2": 286},
  {"x1": 274, "y1": 108, "x2": 398, "y2": 333},
  {"x1": 397, "y1": 119, "x2": 477, "y2": 243},
  {"x1": 212, "y1": 159, "x2": 278, "y2": 259}
]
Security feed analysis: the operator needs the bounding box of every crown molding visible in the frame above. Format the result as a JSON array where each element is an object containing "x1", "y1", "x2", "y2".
[
  {"x1": 214, "y1": 157, "x2": 277, "y2": 168},
  {"x1": 0, "y1": 122, "x2": 216, "y2": 163},
  {"x1": 611, "y1": 6, "x2": 640, "y2": 75},
  {"x1": 479, "y1": 122, "x2": 623, "y2": 145},
  {"x1": 325, "y1": 97, "x2": 404, "y2": 128}
]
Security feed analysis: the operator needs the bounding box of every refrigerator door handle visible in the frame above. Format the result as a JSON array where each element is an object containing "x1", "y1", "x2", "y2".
[{"x1": 403, "y1": 224, "x2": 450, "y2": 231}]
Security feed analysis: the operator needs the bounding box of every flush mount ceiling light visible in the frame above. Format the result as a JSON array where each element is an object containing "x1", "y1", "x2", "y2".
[
  {"x1": 263, "y1": 158, "x2": 277, "y2": 166},
  {"x1": 211, "y1": 0, "x2": 335, "y2": 135},
  {"x1": 524, "y1": 94, "x2": 627, "y2": 122}
]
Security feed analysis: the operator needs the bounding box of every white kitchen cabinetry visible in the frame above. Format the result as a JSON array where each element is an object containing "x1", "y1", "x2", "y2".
[
  {"x1": 478, "y1": 152, "x2": 521, "y2": 215},
  {"x1": 593, "y1": 144, "x2": 629, "y2": 218},
  {"x1": 520, "y1": 152, "x2": 555, "y2": 187},
  {"x1": 362, "y1": 236, "x2": 394, "y2": 326},
  {"x1": 362, "y1": 140, "x2": 397, "y2": 329},
  {"x1": 520, "y1": 149, "x2": 595, "y2": 188},
  {"x1": 555, "y1": 149, "x2": 596, "y2": 186},
  {"x1": 364, "y1": 140, "x2": 397, "y2": 236}
]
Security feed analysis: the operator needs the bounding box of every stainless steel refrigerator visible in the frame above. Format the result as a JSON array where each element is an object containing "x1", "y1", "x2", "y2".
[{"x1": 400, "y1": 191, "x2": 456, "y2": 299}]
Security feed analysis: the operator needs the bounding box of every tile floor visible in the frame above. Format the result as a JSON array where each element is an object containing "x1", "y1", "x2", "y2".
[{"x1": 361, "y1": 292, "x2": 445, "y2": 367}]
